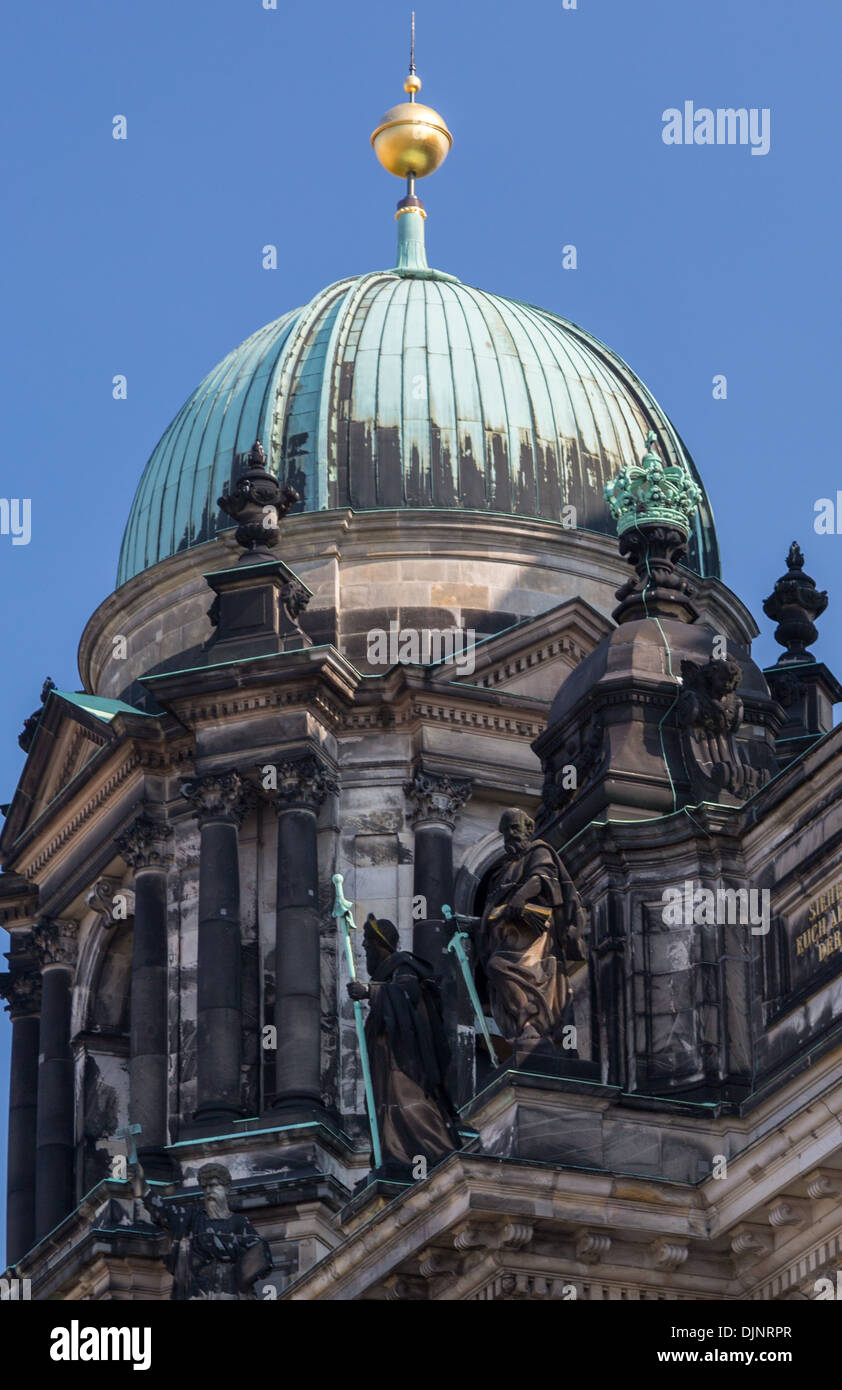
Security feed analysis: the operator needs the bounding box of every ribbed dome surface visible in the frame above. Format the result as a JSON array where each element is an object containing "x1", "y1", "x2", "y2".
[{"x1": 117, "y1": 267, "x2": 719, "y2": 585}]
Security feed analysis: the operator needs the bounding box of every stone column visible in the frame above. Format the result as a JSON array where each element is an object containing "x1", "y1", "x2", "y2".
[
  {"x1": 0, "y1": 969, "x2": 41, "y2": 1262},
  {"x1": 593, "y1": 891, "x2": 628, "y2": 1089},
  {"x1": 404, "y1": 767, "x2": 473, "y2": 1101},
  {"x1": 182, "y1": 772, "x2": 253, "y2": 1124},
  {"x1": 115, "y1": 816, "x2": 173, "y2": 1170},
  {"x1": 32, "y1": 919, "x2": 78, "y2": 1239},
  {"x1": 271, "y1": 755, "x2": 335, "y2": 1115}
]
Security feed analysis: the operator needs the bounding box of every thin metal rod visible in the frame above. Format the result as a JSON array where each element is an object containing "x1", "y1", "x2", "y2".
[
  {"x1": 332, "y1": 874, "x2": 383, "y2": 1169},
  {"x1": 442, "y1": 905, "x2": 499, "y2": 1066}
]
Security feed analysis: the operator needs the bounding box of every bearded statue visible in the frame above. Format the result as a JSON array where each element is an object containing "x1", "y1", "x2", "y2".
[
  {"x1": 471, "y1": 809, "x2": 587, "y2": 1045},
  {"x1": 139, "y1": 1160, "x2": 272, "y2": 1300}
]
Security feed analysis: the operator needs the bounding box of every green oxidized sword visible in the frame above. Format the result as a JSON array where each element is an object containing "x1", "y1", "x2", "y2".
[
  {"x1": 332, "y1": 873, "x2": 383, "y2": 1170},
  {"x1": 442, "y1": 904, "x2": 499, "y2": 1067}
]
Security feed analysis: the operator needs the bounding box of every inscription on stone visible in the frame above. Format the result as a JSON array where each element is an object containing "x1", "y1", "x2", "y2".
[{"x1": 794, "y1": 877, "x2": 842, "y2": 969}]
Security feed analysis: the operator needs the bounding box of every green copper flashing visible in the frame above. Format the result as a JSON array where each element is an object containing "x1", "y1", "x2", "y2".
[
  {"x1": 395, "y1": 206, "x2": 429, "y2": 272},
  {"x1": 391, "y1": 201, "x2": 460, "y2": 282},
  {"x1": 604, "y1": 429, "x2": 702, "y2": 538},
  {"x1": 52, "y1": 691, "x2": 151, "y2": 722}
]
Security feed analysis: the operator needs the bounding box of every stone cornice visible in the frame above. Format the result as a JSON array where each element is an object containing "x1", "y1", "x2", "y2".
[
  {"x1": 12, "y1": 755, "x2": 144, "y2": 881},
  {"x1": 0, "y1": 874, "x2": 39, "y2": 928},
  {"x1": 3, "y1": 730, "x2": 193, "y2": 880},
  {"x1": 454, "y1": 598, "x2": 613, "y2": 691},
  {"x1": 145, "y1": 662, "x2": 550, "y2": 744},
  {"x1": 283, "y1": 1153, "x2": 720, "y2": 1302},
  {"x1": 2, "y1": 668, "x2": 550, "y2": 887}
]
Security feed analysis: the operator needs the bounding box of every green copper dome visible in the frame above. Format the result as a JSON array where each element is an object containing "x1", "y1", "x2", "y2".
[{"x1": 117, "y1": 226, "x2": 719, "y2": 586}]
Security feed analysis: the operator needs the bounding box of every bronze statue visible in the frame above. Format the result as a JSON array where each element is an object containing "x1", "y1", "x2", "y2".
[
  {"x1": 137, "y1": 1160, "x2": 272, "y2": 1300},
  {"x1": 347, "y1": 915, "x2": 461, "y2": 1180},
  {"x1": 471, "y1": 809, "x2": 586, "y2": 1045}
]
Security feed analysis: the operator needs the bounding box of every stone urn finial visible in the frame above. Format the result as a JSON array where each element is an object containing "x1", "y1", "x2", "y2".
[
  {"x1": 763, "y1": 541, "x2": 828, "y2": 665},
  {"x1": 218, "y1": 440, "x2": 300, "y2": 563}
]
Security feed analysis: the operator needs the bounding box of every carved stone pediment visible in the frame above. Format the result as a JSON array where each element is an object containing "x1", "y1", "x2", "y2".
[{"x1": 1, "y1": 689, "x2": 126, "y2": 855}]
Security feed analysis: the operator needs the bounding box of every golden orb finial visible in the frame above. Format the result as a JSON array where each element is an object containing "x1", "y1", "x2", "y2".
[{"x1": 370, "y1": 14, "x2": 452, "y2": 181}]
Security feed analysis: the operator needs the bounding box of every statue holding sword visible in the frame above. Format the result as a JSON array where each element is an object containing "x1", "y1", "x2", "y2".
[
  {"x1": 446, "y1": 809, "x2": 587, "y2": 1049},
  {"x1": 333, "y1": 874, "x2": 461, "y2": 1181}
]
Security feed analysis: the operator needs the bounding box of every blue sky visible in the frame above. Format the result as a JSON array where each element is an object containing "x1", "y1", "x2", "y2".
[{"x1": 1, "y1": 0, "x2": 840, "y2": 1260}]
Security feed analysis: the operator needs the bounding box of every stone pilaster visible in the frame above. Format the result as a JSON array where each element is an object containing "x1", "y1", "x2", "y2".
[
  {"x1": 271, "y1": 755, "x2": 336, "y2": 1115},
  {"x1": 404, "y1": 766, "x2": 473, "y2": 1101},
  {"x1": 181, "y1": 772, "x2": 253, "y2": 1123},
  {"x1": 31, "y1": 919, "x2": 78, "y2": 1239},
  {"x1": 115, "y1": 815, "x2": 173, "y2": 1171},
  {"x1": 0, "y1": 968, "x2": 42, "y2": 1262}
]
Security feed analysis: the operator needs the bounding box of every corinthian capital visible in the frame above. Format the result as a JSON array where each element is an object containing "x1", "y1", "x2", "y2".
[
  {"x1": 0, "y1": 969, "x2": 42, "y2": 1018},
  {"x1": 116, "y1": 814, "x2": 174, "y2": 869},
  {"x1": 32, "y1": 919, "x2": 79, "y2": 971},
  {"x1": 270, "y1": 755, "x2": 338, "y2": 812},
  {"x1": 181, "y1": 770, "x2": 256, "y2": 825},
  {"x1": 404, "y1": 767, "x2": 472, "y2": 829}
]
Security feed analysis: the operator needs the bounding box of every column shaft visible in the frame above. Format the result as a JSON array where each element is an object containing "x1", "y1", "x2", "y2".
[
  {"x1": 130, "y1": 867, "x2": 169, "y2": 1148},
  {"x1": 196, "y1": 815, "x2": 244, "y2": 1120},
  {"x1": 6, "y1": 1006, "x2": 40, "y2": 1261},
  {"x1": 405, "y1": 768, "x2": 473, "y2": 1105},
  {"x1": 35, "y1": 965, "x2": 74, "y2": 1238},
  {"x1": 116, "y1": 815, "x2": 174, "y2": 1162},
  {"x1": 412, "y1": 821, "x2": 474, "y2": 1102},
  {"x1": 274, "y1": 806, "x2": 321, "y2": 1107}
]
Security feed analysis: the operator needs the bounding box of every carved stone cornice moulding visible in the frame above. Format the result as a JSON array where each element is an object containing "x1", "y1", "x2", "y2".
[
  {"x1": 32, "y1": 918, "x2": 79, "y2": 971},
  {"x1": 116, "y1": 815, "x2": 174, "y2": 870},
  {"x1": 270, "y1": 755, "x2": 339, "y2": 813},
  {"x1": 288, "y1": 1156, "x2": 725, "y2": 1301},
  {"x1": 181, "y1": 770, "x2": 257, "y2": 826},
  {"x1": 651, "y1": 1238, "x2": 690, "y2": 1272},
  {"x1": 766, "y1": 1199, "x2": 809, "y2": 1231},
  {"x1": 380, "y1": 1275, "x2": 428, "y2": 1302},
  {"x1": 470, "y1": 1272, "x2": 577, "y2": 1301},
  {"x1": 730, "y1": 1225, "x2": 772, "y2": 1262},
  {"x1": 164, "y1": 685, "x2": 546, "y2": 743},
  {"x1": 171, "y1": 686, "x2": 347, "y2": 733},
  {"x1": 417, "y1": 1247, "x2": 462, "y2": 1284},
  {"x1": 0, "y1": 968, "x2": 42, "y2": 1018},
  {"x1": 805, "y1": 1169, "x2": 842, "y2": 1201},
  {"x1": 14, "y1": 754, "x2": 143, "y2": 881},
  {"x1": 0, "y1": 883, "x2": 40, "y2": 930},
  {"x1": 451, "y1": 1218, "x2": 534, "y2": 1254},
  {"x1": 575, "y1": 1231, "x2": 612, "y2": 1265},
  {"x1": 408, "y1": 702, "x2": 544, "y2": 741},
  {"x1": 404, "y1": 767, "x2": 473, "y2": 829},
  {"x1": 470, "y1": 633, "x2": 591, "y2": 691},
  {"x1": 747, "y1": 1227, "x2": 842, "y2": 1302}
]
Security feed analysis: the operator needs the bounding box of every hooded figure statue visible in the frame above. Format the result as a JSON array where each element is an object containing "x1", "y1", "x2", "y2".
[{"x1": 347, "y1": 916, "x2": 461, "y2": 1180}]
